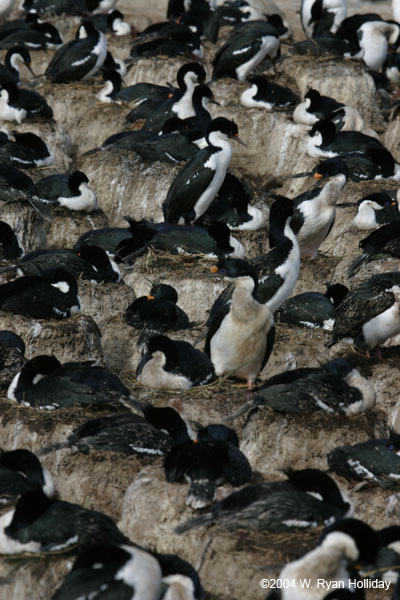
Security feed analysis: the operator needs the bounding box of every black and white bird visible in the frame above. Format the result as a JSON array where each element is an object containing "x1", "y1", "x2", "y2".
[
  {"x1": 85, "y1": 9, "x2": 131, "y2": 36},
  {"x1": 357, "y1": 20, "x2": 400, "y2": 71},
  {"x1": 205, "y1": 258, "x2": 275, "y2": 388},
  {"x1": 0, "y1": 269, "x2": 80, "y2": 320},
  {"x1": 115, "y1": 219, "x2": 245, "y2": 262},
  {"x1": 307, "y1": 119, "x2": 384, "y2": 159},
  {"x1": 7, "y1": 354, "x2": 135, "y2": 410},
  {"x1": 293, "y1": 89, "x2": 346, "y2": 127},
  {"x1": 0, "y1": 489, "x2": 130, "y2": 554},
  {"x1": 290, "y1": 156, "x2": 349, "y2": 257},
  {"x1": 212, "y1": 21, "x2": 280, "y2": 82},
  {"x1": 240, "y1": 75, "x2": 299, "y2": 110},
  {"x1": 348, "y1": 223, "x2": 400, "y2": 277},
  {"x1": 327, "y1": 271, "x2": 400, "y2": 357},
  {"x1": 175, "y1": 468, "x2": 351, "y2": 534},
  {"x1": 52, "y1": 543, "x2": 163, "y2": 600},
  {"x1": 265, "y1": 518, "x2": 379, "y2": 600},
  {"x1": 45, "y1": 21, "x2": 107, "y2": 83},
  {"x1": 0, "y1": 46, "x2": 35, "y2": 86},
  {"x1": 225, "y1": 358, "x2": 376, "y2": 421},
  {"x1": 328, "y1": 429, "x2": 400, "y2": 488},
  {"x1": 275, "y1": 283, "x2": 349, "y2": 331},
  {"x1": 0, "y1": 448, "x2": 54, "y2": 505},
  {"x1": 301, "y1": 0, "x2": 347, "y2": 38},
  {"x1": 39, "y1": 405, "x2": 191, "y2": 457},
  {"x1": 35, "y1": 171, "x2": 98, "y2": 212},
  {"x1": 136, "y1": 335, "x2": 216, "y2": 390},
  {"x1": 0, "y1": 22, "x2": 63, "y2": 50},
  {"x1": 4, "y1": 246, "x2": 120, "y2": 283},
  {"x1": 163, "y1": 117, "x2": 243, "y2": 225},
  {"x1": 0, "y1": 81, "x2": 53, "y2": 122},
  {"x1": 313, "y1": 148, "x2": 400, "y2": 183},
  {"x1": 199, "y1": 172, "x2": 267, "y2": 231},
  {"x1": 126, "y1": 62, "x2": 206, "y2": 130},
  {"x1": 0, "y1": 130, "x2": 53, "y2": 168},
  {"x1": 164, "y1": 423, "x2": 252, "y2": 509},
  {"x1": 353, "y1": 191, "x2": 400, "y2": 230}
]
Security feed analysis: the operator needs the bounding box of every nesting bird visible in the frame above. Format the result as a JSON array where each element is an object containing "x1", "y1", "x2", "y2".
[
  {"x1": 35, "y1": 171, "x2": 98, "y2": 213},
  {"x1": 164, "y1": 423, "x2": 252, "y2": 509},
  {"x1": 328, "y1": 430, "x2": 400, "y2": 488},
  {"x1": 176, "y1": 468, "x2": 351, "y2": 534},
  {"x1": 136, "y1": 335, "x2": 216, "y2": 390},
  {"x1": 226, "y1": 358, "x2": 376, "y2": 420},
  {"x1": 327, "y1": 271, "x2": 400, "y2": 357},
  {"x1": 0, "y1": 269, "x2": 80, "y2": 319},
  {"x1": 45, "y1": 21, "x2": 107, "y2": 83},
  {"x1": 7, "y1": 355, "x2": 135, "y2": 410}
]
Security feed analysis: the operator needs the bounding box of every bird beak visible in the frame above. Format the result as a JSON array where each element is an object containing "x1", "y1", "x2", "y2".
[
  {"x1": 147, "y1": 294, "x2": 155, "y2": 300},
  {"x1": 231, "y1": 133, "x2": 247, "y2": 146},
  {"x1": 209, "y1": 96, "x2": 221, "y2": 106},
  {"x1": 314, "y1": 172, "x2": 324, "y2": 181}
]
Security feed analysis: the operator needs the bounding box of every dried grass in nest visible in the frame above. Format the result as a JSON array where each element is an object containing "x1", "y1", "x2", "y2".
[
  {"x1": 138, "y1": 246, "x2": 218, "y2": 276},
  {"x1": 233, "y1": 527, "x2": 320, "y2": 558}
]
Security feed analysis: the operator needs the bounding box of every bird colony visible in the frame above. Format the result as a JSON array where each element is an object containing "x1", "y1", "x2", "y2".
[{"x1": 1, "y1": 0, "x2": 400, "y2": 598}]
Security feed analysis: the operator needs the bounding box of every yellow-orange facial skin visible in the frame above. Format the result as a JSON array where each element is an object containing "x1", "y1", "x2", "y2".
[
  {"x1": 314, "y1": 172, "x2": 324, "y2": 181},
  {"x1": 210, "y1": 265, "x2": 219, "y2": 274},
  {"x1": 147, "y1": 294, "x2": 155, "y2": 300}
]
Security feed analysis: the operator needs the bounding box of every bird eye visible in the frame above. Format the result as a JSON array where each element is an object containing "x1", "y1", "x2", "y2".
[
  {"x1": 220, "y1": 268, "x2": 227, "y2": 275},
  {"x1": 387, "y1": 444, "x2": 395, "y2": 451}
]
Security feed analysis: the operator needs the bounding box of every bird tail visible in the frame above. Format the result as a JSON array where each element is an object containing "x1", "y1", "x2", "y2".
[
  {"x1": 174, "y1": 512, "x2": 215, "y2": 534},
  {"x1": 37, "y1": 441, "x2": 69, "y2": 456},
  {"x1": 79, "y1": 146, "x2": 101, "y2": 157},
  {"x1": 186, "y1": 480, "x2": 215, "y2": 510},
  {"x1": 347, "y1": 253, "x2": 368, "y2": 277},
  {"x1": 115, "y1": 219, "x2": 156, "y2": 262},
  {"x1": 29, "y1": 196, "x2": 52, "y2": 221},
  {"x1": 223, "y1": 398, "x2": 259, "y2": 423}
]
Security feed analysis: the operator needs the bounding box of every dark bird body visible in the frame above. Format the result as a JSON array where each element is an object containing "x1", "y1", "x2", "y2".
[
  {"x1": 39, "y1": 405, "x2": 190, "y2": 457},
  {"x1": 0, "y1": 81, "x2": 53, "y2": 121},
  {"x1": 164, "y1": 424, "x2": 252, "y2": 509},
  {"x1": 52, "y1": 543, "x2": 162, "y2": 600},
  {"x1": 0, "y1": 489, "x2": 130, "y2": 554},
  {"x1": 5, "y1": 246, "x2": 120, "y2": 283},
  {"x1": 0, "y1": 131, "x2": 53, "y2": 168},
  {"x1": 0, "y1": 449, "x2": 54, "y2": 505},
  {"x1": 125, "y1": 282, "x2": 190, "y2": 351},
  {"x1": 45, "y1": 21, "x2": 107, "y2": 83},
  {"x1": 226, "y1": 358, "x2": 375, "y2": 420},
  {"x1": 348, "y1": 223, "x2": 400, "y2": 276},
  {"x1": 328, "y1": 272, "x2": 400, "y2": 353},
  {"x1": 328, "y1": 432, "x2": 400, "y2": 488},
  {"x1": 0, "y1": 269, "x2": 80, "y2": 319},
  {"x1": 116, "y1": 219, "x2": 244, "y2": 262},
  {"x1": 175, "y1": 469, "x2": 351, "y2": 533},
  {"x1": 7, "y1": 355, "x2": 134, "y2": 410},
  {"x1": 35, "y1": 171, "x2": 97, "y2": 212}
]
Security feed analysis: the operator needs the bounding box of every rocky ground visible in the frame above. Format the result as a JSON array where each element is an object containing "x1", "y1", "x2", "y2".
[{"x1": 0, "y1": 0, "x2": 399, "y2": 598}]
